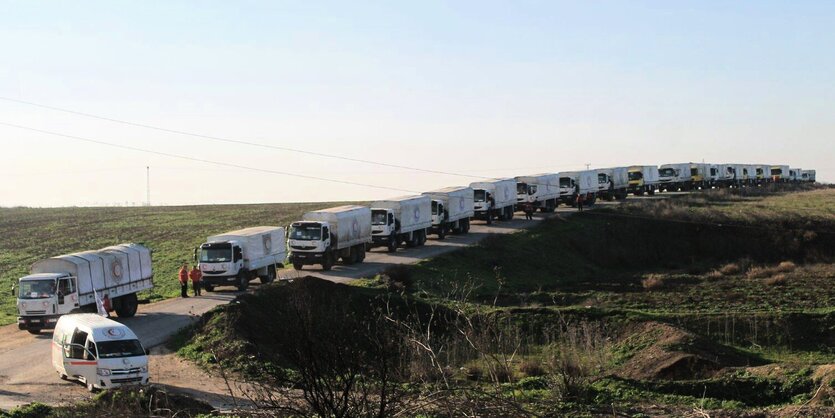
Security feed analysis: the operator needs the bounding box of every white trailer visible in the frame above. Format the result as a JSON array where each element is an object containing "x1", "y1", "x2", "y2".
[
  {"x1": 197, "y1": 226, "x2": 286, "y2": 291},
  {"x1": 470, "y1": 178, "x2": 517, "y2": 224},
  {"x1": 627, "y1": 165, "x2": 660, "y2": 196},
  {"x1": 596, "y1": 167, "x2": 629, "y2": 200},
  {"x1": 422, "y1": 186, "x2": 474, "y2": 239},
  {"x1": 559, "y1": 170, "x2": 598, "y2": 205},
  {"x1": 658, "y1": 163, "x2": 692, "y2": 191},
  {"x1": 16, "y1": 243, "x2": 153, "y2": 334},
  {"x1": 770, "y1": 165, "x2": 791, "y2": 182},
  {"x1": 370, "y1": 195, "x2": 432, "y2": 252},
  {"x1": 288, "y1": 205, "x2": 372, "y2": 271},
  {"x1": 515, "y1": 173, "x2": 559, "y2": 212}
]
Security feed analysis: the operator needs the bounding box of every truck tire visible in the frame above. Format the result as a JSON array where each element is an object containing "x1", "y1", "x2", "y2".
[
  {"x1": 237, "y1": 272, "x2": 249, "y2": 291},
  {"x1": 203, "y1": 284, "x2": 215, "y2": 292},
  {"x1": 342, "y1": 248, "x2": 355, "y2": 265},
  {"x1": 27, "y1": 329, "x2": 41, "y2": 335},
  {"x1": 463, "y1": 219, "x2": 471, "y2": 233},
  {"x1": 357, "y1": 245, "x2": 366, "y2": 262},
  {"x1": 648, "y1": 188, "x2": 656, "y2": 196},
  {"x1": 438, "y1": 226, "x2": 446, "y2": 240},
  {"x1": 418, "y1": 230, "x2": 426, "y2": 245},
  {"x1": 115, "y1": 293, "x2": 138, "y2": 318},
  {"x1": 406, "y1": 233, "x2": 418, "y2": 247},
  {"x1": 507, "y1": 207, "x2": 514, "y2": 220},
  {"x1": 387, "y1": 238, "x2": 397, "y2": 252},
  {"x1": 261, "y1": 265, "x2": 276, "y2": 284},
  {"x1": 322, "y1": 253, "x2": 334, "y2": 271}
]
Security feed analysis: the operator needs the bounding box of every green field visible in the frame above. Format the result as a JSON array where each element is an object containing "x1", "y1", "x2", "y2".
[
  {"x1": 0, "y1": 201, "x2": 357, "y2": 326},
  {"x1": 174, "y1": 186, "x2": 835, "y2": 417}
]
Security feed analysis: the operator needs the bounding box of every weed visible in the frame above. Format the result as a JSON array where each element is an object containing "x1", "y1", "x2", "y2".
[
  {"x1": 642, "y1": 274, "x2": 665, "y2": 290},
  {"x1": 765, "y1": 274, "x2": 788, "y2": 286},
  {"x1": 776, "y1": 261, "x2": 797, "y2": 273},
  {"x1": 719, "y1": 263, "x2": 742, "y2": 275},
  {"x1": 519, "y1": 359, "x2": 547, "y2": 377}
]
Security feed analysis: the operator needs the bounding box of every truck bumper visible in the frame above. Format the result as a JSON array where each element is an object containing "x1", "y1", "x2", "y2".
[
  {"x1": 289, "y1": 252, "x2": 324, "y2": 265},
  {"x1": 201, "y1": 275, "x2": 240, "y2": 286},
  {"x1": 18, "y1": 315, "x2": 60, "y2": 330}
]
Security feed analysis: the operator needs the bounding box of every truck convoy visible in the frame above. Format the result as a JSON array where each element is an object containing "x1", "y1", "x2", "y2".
[
  {"x1": 596, "y1": 167, "x2": 630, "y2": 200},
  {"x1": 771, "y1": 165, "x2": 791, "y2": 182},
  {"x1": 559, "y1": 170, "x2": 599, "y2": 205},
  {"x1": 422, "y1": 186, "x2": 474, "y2": 238},
  {"x1": 515, "y1": 173, "x2": 559, "y2": 212},
  {"x1": 16, "y1": 243, "x2": 153, "y2": 334},
  {"x1": 197, "y1": 226, "x2": 286, "y2": 291},
  {"x1": 288, "y1": 205, "x2": 372, "y2": 271},
  {"x1": 470, "y1": 178, "x2": 517, "y2": 223},
  {"x1": 370, "y1": 195, "x2": 432, "y2": 252},
  {"x1": 802, "y1": 170, "x2": 816, "y2": 182},
  {"x1": 627, "y1": 165, "x2": 660, "y2": 196}
]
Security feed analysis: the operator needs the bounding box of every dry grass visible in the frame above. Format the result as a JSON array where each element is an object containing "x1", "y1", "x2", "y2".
[
  {"x1": 719, "y1": 263, "x2": 742, "y2": 276},
  {"x1": 746, "y1": 266, "x2": 778, "y2": 279},
  {"x1": 705, "y1": 270, "x2": 724, "y2": 280},
  {"x1": 764, "y1": 274, "x2": 788, "y2": 286},
  {"x1": 519, "y1": 359, "x2": 546, "y2": 377},
  {"x1": 776, "y1": 261, "x2": 797, "y2": 273},
  {"x1": 642, "y1": 274, "x2": 666, "y2": 290}
]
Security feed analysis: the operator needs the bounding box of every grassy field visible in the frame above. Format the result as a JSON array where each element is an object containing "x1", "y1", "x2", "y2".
[
  {"x1": 172, "y1": 186, "x2": 834, "y2": 417},
  {"x1": 0, "y1": 201, "x2": 358, "y2": 326}
]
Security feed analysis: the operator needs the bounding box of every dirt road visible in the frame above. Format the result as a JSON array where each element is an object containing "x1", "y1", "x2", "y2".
[{"x1": 0, "y1": 197, "x2": 665, "y2": 410}]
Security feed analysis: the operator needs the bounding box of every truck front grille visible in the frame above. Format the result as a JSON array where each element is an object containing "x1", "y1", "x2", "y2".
[
  {"x1": 291, "y1": 245, "x2": 316, "y2": 250},
  {"x1": 202, "y1": 270, "x2": 227, "y2": 275},
  {"x1": 26, "y1": 310, "x2": 47, "y2": 315},
  {"x1": 111, "y1": 377, "x2": 143, "y2": 384},
  {"x1": 112, "y1": 367, "x2": 143, "y2": 375}
]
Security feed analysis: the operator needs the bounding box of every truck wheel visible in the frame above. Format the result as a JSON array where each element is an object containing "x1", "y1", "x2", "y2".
[
  {"x1": 438, "y1": 226, "x2": 446, "y2": 240},
  {"x1": 237, "y1": 274, "x2": 249, "y2": 291},
  {"x1": 203, "y1": 284, "x2": 215, "y2": 292},
  {"x1": 115, "y1": 293, "x2": 138, "y2": 318},
  {"x1": 507, "y1": 207, "x2": 514, "y2": 220},
  {"x1": 322, "y1": 253, "x2": 334, "y2": 271},
  {"x1": 261, "y1": 265, "x2": 276, "y2": 284},
  {"x1": 387, "y1": 239, "x2": 397, "y2": 252},
  {"x1": 463, "y1": 219, "x2": 471, "y2": 233},
  {"x1": 27, "y1": 329, "x2": 41, "y2": 335},
  {"x1": 406, "y1": 234, "x2": 418, "y2": 247},
  {"x1": 418, "y1": 230, "x2": 426, "y2": 245},
  {"x1": 357, "y1": 245, "x2": 366, "y2": 262},
  {"x1": 648, "y1": 189, "x2": 656, "y2": 196}
]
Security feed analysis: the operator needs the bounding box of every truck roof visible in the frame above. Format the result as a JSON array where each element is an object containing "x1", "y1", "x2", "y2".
[
  {"x1": 208, "y1": 226, "x2": 282, "y2": 238},
  {"x1": 372, "y1": 194, "x2": 427, "y2": 203},
  {"x1": 424, "y1": 186, "x2": 470, "y2": 194},
  {"x1": 20, "y1": 272, "x2": 65, "y2": 281},
  {"x1": 309, "y1": 205, "x2": 367, "y2": 214}
]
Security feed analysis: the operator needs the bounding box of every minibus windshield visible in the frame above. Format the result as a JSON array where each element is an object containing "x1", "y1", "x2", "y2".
[{"x1": 97, "y1": 339, "x2": 145, "y2": 359}]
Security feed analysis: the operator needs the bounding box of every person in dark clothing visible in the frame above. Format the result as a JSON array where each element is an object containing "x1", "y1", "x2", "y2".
[
  {"x1": 576, "y1": 193, "x2": 584, "y2": 212},
  {"x1": 486, "y1": 194, "x2": 496, "y2": 225},
  {"x1": 189, "y1": 265, "x2": 202, "y2": 296},
  {"x1": 523, "y1": 202, "x2": 534, "y2": 220}
]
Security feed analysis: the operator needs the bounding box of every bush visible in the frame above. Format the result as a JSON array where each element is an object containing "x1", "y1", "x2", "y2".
[
  {"x1": 719, "y1": 263, "x2": 742, "y2": 275},
  {"x1": 642, "y1": 274, "x2": 665, "y2": 290},
  {"x1": 519, "y1": 359, "x2": 547, "y2": 377},
  {"x1": 776, "y1": 261, "x2": 797, "y2": 273},
  {"x1": 5, "y1": 403, "x2": 53, "y2": 418},
  {"x1": 746, "y1": 266, "x2": 777, "y2": 279},
  {"x1": 705, "y1": 270, "x2": 724, "y2": 280}
]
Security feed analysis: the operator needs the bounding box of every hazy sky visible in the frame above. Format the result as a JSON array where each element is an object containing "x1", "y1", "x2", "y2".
[{"x1": 1, "y1": 1, "x2": 833, "y2": 207}]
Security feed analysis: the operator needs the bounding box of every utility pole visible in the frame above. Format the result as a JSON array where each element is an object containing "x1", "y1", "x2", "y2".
[
  {"x1": 145, "y1": 166, "x2": 151, "y2": 207},
  {"x1": 585, "y1": 163, "x2": 590, "y2": 170}
]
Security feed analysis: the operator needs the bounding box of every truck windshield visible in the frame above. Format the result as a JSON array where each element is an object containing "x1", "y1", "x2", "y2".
[
  {"x1": 628, "y1": 171, "x2": 643, "y2": 181},
  {"x1": 516, "y1": 183, "x2": 528, "y2": 195},
  {"x1": 97, "y1": 339, "x2": 145, "y2": 359},
  {"x1": 559, "y1": 177, "x2": 572, "y2": 188},
  {"x1": 691, "y1": 168, "x2": 698, "y2": 176},
  {"x1": 290, "y1": 225, "x2": 322, "y2": 240},
  {"x1": 473, "y1": 190, "x2": 486, "y2": 202},
  {"x1": 431, "y1": 201, "x2": 439, "y2": 215},
  {"x1": 372, "y1": 210, "x2": 388, "y2": 226},
  {"x1": 200, "y1": 248, "x2": 232, "y2": 263},
  {"x1": 598, "y1": 174, "x2": 607, "y2": 184},
  {"x1": 658, "y1": 168, "x2": 675, "y2": 177},
  {"x1": 18, "y1": 279, "x2": 55, "y2": 299},
  {"x1": 771, "y1": 168, "x2": 782, "y2": 175}
]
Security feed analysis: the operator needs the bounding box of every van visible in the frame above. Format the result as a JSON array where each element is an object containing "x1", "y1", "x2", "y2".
[{"x1": 52, "y1": 314, "x2": 149, "y2": 391}]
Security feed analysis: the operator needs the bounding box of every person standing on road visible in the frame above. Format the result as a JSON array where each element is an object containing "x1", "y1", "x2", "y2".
[
  {"x1": 523, "y1": 202, "x2": 534, "y2": 220},
  {"x1": 178, "y1": 263, "x2": 189, "y2": 298},
  {"x1": 486, "y1": 194, "x2": 496, "y2": 225},
  {"x1": 576, "y1": 192, "x2": 585, "y2": 212},
  {"x1": 189, "y1": 265, "x2": 202, "y2": 296}
]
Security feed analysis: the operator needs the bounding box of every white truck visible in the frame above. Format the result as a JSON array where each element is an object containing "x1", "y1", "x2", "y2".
[
  {"x1": 559, "y1": 170, "x2": 598, "y2": 205},
  {"x1": 801, "y1": 169, "x2": 816, "y2": 182},
  {"x1": 770, "y1": 165, "x2": 790, "y2": 182},
  {"x1": 15, "y1": 243, "x2": 153, "y2": 334},
  {"x1": 788, "y1": 168, "x2": 803, "y2": 182},
  {"x1": 754, "y1": 164, "x2": 770, "y2": 184},
  {"x1": 422, "y1": 186, "x2": 474, "y2": 239},
  {"x1": 658, "y1": 163, "x2": 692, "y2": 191},
  {"x1": 689, "y1": 163, "x2": 712, "y2": 189},
  {"x1": 288, "y1": 205, "x2": 372, "y2": 271},
  {"x1": 470, "y1": 178, "x2": 517, "y2": 223},
  {"x1": 197, "y1": 226, "x2": 286, "y2": 291},
  {"x1": 515, "y1": 173, "x2": 559, "y2": 212},
  {"x1": 370, "y1": 195, "x2": 432, "y2": 252},
  {"x1": 627, "y1": 165, "x2": 660, "y2": 196},
  {"x1": 596, "y1": 167, "x2": 630, "y2": 200}
]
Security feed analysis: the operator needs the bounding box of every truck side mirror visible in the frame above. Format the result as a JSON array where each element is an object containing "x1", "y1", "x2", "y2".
[{"x1": 10, "y1": 283, "x2": 15, "y2": 297}]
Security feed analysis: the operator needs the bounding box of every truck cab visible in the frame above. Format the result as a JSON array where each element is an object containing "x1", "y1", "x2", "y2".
[
  {"x1": 516, "y1": 182, "x2": 537, "y2": 203},
  {"x1": 288, "y1": 221, "x2": 334, "y2": 269},
  {"x1": 559, "y1": 176, "x2": 575, "y2": 201},
  {"x1": 371, "y1": 209, "x2": 396, "y2": 238},
  {"x1": 197, "y1": 241, "x2": 243, "y2": 280},
  {"x1": 430, "y1": 199, "x2": 446, "y2": 227},
  {"x1": 16, "y1": 273, "x2": 79, "y2": 333},
  {"x1": 472, "y1": 189, "x2": 492, "y2": 214}
]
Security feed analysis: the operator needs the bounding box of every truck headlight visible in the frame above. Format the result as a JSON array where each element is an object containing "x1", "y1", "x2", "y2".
[
  {"x1": 140, "y1": 365, "x2": 148, "y2": 373},
  {"x1": 96, "y1": 368, "x2": 111, "y2": 376}
]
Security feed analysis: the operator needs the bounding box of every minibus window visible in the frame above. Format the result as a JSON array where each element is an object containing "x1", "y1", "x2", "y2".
[{"x1": 97, "y1": 339, "x2": 145, "y2": 358}]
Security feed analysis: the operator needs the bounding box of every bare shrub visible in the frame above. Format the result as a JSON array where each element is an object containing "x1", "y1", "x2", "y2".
[
  {"x1": 776, "y1": 261, "x2": 797, "y2": 273},
  {"x1": 642, "y1": 274, "x2": 665, "y2": 290},
  {"x1": 705, "y1": 270, "x2": 724, "y2": 281},
  {"x1": 765, "y1": 274, "x2": 788, "y2": 286},
  {"x1": 546, "y1": 320, "x2": 611, "y2": 402},
  {"x1": 519, "y1": 359, "x2": 546, "y2": 377},
  {"x1": 719, "y1": 263, "x2": 742, "y2": 275}
]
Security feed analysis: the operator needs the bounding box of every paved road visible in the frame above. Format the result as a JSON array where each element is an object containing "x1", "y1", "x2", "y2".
[{"x1": 0, "y1": 195, "x2": 677, "y2": 410}]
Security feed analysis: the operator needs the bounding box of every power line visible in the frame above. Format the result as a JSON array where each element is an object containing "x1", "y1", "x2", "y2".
[
  {"x1": 0, "y1": 122, "x2": 417, "y2": 194},
  {"x1": 0, "y1": 96, "x2": 491, "y2": 180}
]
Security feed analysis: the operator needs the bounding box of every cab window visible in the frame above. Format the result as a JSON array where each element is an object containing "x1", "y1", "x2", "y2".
[{"x1": 58, "y1": 278, "x2": 75, "y2": 295}]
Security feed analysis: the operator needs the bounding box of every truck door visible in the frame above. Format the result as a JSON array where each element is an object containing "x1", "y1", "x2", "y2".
[
  {"x1": 63, "y1": 329, "x2": 97, "y2": 380},
  {"x1": 56, "y1": 277, "x2": 78, "y2": 314}
]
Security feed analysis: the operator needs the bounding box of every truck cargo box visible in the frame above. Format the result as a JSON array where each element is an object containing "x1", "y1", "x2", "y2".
[
  {"x1": 422, "y1": 186, "x2": 475, "y2": 222},
  {"x1": 371, "y1": 195, "x2": 432, "y2": 234},
  {"x1": 303, "y1": 205, "x2": 372, "y2": 250}
]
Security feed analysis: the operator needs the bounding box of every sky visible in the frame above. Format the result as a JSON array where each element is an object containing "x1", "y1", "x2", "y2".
[{"x1": 1, "y1": 0, "x2": 833, "y2": 207}]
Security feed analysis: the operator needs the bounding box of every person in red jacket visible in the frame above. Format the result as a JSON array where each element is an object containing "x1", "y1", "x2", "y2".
[
  {"x1": 189, "y1": 265, "x2": 203, "y2": 296},
  {"x1": 178, "y1": 263, "x2": 189, "y2": 298}
]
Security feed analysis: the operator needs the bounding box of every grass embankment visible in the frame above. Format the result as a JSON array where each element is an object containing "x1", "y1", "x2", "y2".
[
  {"x1": 176, "y1": 186, "x2": 834, "y2": 415},
  {"x1": 0, "y1": 202, "x2": 356, "y2": 325}
]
